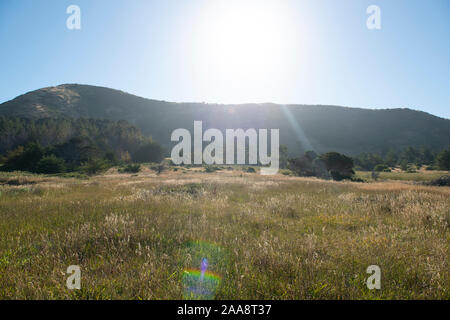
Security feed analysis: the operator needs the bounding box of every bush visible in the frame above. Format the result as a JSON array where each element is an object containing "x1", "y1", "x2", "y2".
[
  {"x1": 427, "y1": 175, "x2": 450, "y2": 186},
  {"x1": 245, "y1": 167, "x2": 256, "y2": 173},
  {"x1": 436, "y1": 149, "x2": 450, "y2": 170},
  {"x1": 288, "y1": 156, "x2": 316, "y2": 177},
  {"x1": 56, "y1": 172, "x2": 89, "y2": 179},
  {"x1": 104, "y1": 151, "x2": 118, "y2": 164},
  {"x1": 374, "y1": 164, "x2": 391, "y2": 172},
  {"x1": 204, "y1": 165, "x2": 217, "y2": 173},
  {"x1": 320, "y1": 152, "x2": 355, "y2": 181},
  {"x1": 119, "y1": 163, "x2": 141, "y2": 173},
  {"x1": 150, "y1": 163, "x2": 166, "y2": 175},
  {"x1": 36, "y1": 155, "x2": 66, "y2": 174},
  {"x1": 1, "y1": 143, "x2": 44, "y2": 172},
  {"x1": 280, "y1": 169, "x2": 293, "y2": 176},
  {"x1": 79, "y1": 159, "x2": 110, "y2": 175},
  {"x1": 133, "y1": 142, "x2": 165, "y2": 163},
  {"x1": 400, "y1": 160, "x2": 409, "y2": 171}
]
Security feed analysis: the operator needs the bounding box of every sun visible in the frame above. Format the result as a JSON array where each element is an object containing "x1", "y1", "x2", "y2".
[{"x1": 194, "y1": 0, "x2": 299, "y2": 102}]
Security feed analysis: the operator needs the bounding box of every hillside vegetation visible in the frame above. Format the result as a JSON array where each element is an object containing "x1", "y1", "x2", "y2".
[
  {"x1": 0, "y1": 117, "x2": 165, "y2": 174},
  {"x1": 1, "y1": 84, "x2": 449, "y2": 155}
]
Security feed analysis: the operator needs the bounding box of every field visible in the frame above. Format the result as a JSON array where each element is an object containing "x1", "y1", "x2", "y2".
[
  {"x1": 355, "y1": 170, "x2": 448, "y2": 182},
  {"x1": 0, "y1": 167, "x2": 449, "y2": 299}
]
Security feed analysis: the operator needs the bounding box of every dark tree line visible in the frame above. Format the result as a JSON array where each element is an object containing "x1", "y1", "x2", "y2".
[
  {"x1": 0, "y1": 117, "x2": 166, "y2": 174},
  {"x1": 353, "y1": 146, "x2": 450, "y2": 171},
  {"x1": 286, "y1": 146, "x2": 450, "y2": 181},
  {"x1": 287, "y1": 151, "x2": 354, "y2": 181}
]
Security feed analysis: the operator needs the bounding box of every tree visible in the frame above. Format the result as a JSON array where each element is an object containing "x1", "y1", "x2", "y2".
[
  {"x1": 374, "y1": 164, "x2": 390, "y2": 172},
  {"x1": 419, "y1": 147, "x2": 434, "y2": 165},
  {"x1": 320, "y1": 152, "x2": 355, "y2": 181},
  {"x1": 80, "y1": 159, "x2": 110, "y2": 175},
  {"x1": 402, "y1": 147, "x2": 419, "y2": 164},
  {"x1": 119, "y1": 163, "x2": 141, "y2": 173},
  {"x1": 52, "y1": 137, "x2": 101, "y2": 164},
  {"x1": 36, "y1": 155, "x2": 66, "y2": 174},
  {"x1": 436, "y1": 148, "x2": 450, "y2": 170},
  {"x1": 288, "y1": 150, "x2": 317, "y2": 177},
  {"x1": 288, "y1": 151, "x2": 329, "y2": 178},
  {"x1": 400, "y1": 159, "x2": 409, "y2": 171},
  {"x1": 120, "y1": 151, "x2": 132, "y2": 163},
  {"x1": 288, "y1": 156, "x2": 315, "y2": 177},
  {"x1": 305, "y1": 150, "x2": 318, "y2": 162},
  {"x1": 353, "y1": 152, "x2": 384, "y2": 171},
  {"x1": 133, "y1": 142, "x2": 165, "y2": 163},
  {"x1": 1, "y1": 143, "x2": 44, "y2": 172},
  {"x1": 0, "y1": 116, "x2": 150, "y2": 162},
  {"x1": 384, "y1": 149, "x2": 398, "y2": 167},
  {"x1": 312, "y1": 157, "x2": 329, "y2": 178},
  {"x1": 279, "y1": 145, "x2": 289, "y2": 169},
  {"x1": 104, "y1": 151, "x2": 117, "y2": 164}
]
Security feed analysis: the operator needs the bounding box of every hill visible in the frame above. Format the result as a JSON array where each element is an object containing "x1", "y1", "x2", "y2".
[{"x1": 1, "y1": 84, "x2": 449, "y2": 155}]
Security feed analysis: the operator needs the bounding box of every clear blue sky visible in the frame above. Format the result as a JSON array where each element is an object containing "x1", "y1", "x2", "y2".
[{"x1": 0, "y1": 0, "x2": 449, "y2": 118}]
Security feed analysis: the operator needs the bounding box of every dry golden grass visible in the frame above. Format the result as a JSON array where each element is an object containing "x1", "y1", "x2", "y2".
[{"x1": 0, "y1": 168, "x2": 448, "y2": 299}]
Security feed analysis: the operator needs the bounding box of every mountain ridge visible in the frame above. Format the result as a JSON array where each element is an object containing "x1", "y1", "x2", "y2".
[
  {"x1": 1, "y1": 84, "x2": 449, "y2": 156},
  {"x1": 2, "y1": 83, "x2": 446, "y2": 119}
]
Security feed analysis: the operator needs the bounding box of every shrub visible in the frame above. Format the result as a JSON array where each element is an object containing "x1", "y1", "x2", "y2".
[
  {"x1": 246, "y1": 167, "x2": 256, "y2": 173},
  {"x1": 56, "y1": 172, "x2": 89, "y2": 179},
  {"x1": 104, "y1": 152, "x2": 118, "y2": 164},
  {"x1": 436, "y1": 149, "x2": 450, "y2": 170},
  {"x1": 374, "y1": 164, "x2": 391, "y2": 172},
  {"x1": 204, "y1": 165, "x2": 224, "y2": 173},
  {"x1": 52, "y1": 137, "x2": 101, "y2": 165},
  {"x1": 400, "y1": 160, "x2": 409, "y2": 171},
  {"x1": 288, "y1": 156, "x2": 316, "y2": 177},
  {"x1": 320, "y1": 152, "x2": 355, "y2": 181},
  {"x1": 36, "y1": 155, "x2": 66, "y2": 174},
  {"x1": 427, "y1": 175, "x2": 450, "y2": 186},
  {"x1": 204, "y1": 165, "x2": 216, "y2": 173},
  {"x1": 280, "y1": 169, "x2": 293, "y2": 176},
  {"x1": 79, "y1": 159, "x2": 110, "y2": 175},
  {"x1": 1, "y1": 143, "x2": 44, "y2": 172},
  {"x1": 150, "y1": 163, "x2": 166, "y2": 175},
  {"x1": 133, "y1": 142, "x2": 165, "y2": 163},
  {"x1": 119, "y1": 163, "x2": 141, "y2": 173}
]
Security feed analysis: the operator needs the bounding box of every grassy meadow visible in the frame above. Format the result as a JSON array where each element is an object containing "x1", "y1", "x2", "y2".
[
  {"x1": 0, "y1": 167, "x2": 448, "y2": 299},
  {"x1": 355, "y1": 169, "x2": 448, "y2": 182}
]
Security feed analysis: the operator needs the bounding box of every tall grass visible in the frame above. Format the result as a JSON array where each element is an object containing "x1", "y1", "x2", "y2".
[{"x1": 0, "y1": 170, "x2": 448, "y2": 299}]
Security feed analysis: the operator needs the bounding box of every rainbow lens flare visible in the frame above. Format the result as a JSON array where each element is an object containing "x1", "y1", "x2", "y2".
[
  {"x1": 182, "y1": 266, "x2": 221, "y2": 300},
  {"x1": 182, "y1": 241, "x2": 227, "y2": 300}
]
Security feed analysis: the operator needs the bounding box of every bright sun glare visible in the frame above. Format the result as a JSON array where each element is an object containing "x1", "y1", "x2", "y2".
[{"x1": 194, "y1": 0, "x2": 300, "y2": 102}]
